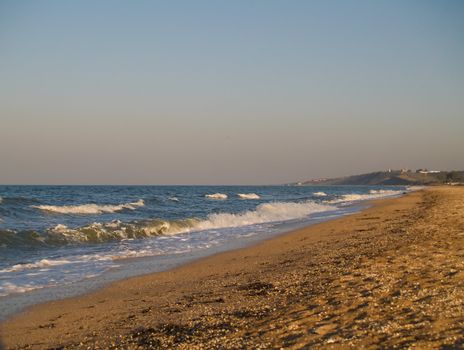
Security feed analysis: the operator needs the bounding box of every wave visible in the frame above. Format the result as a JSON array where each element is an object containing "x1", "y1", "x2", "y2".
[
  {"x1": 368, "y1": 189, "x2": 402, "y2": 195},
  {"x1": 0, "y1": 254, "x2": 116, "y2": 296},
  {"x1": 237, "y1": 193, "x2": 260, "y2": 199},
  {"x1": 205, "y1": 193, "x2": 228, "y2": 199},
  {"x1": 169, "y1": 197, "x2": 179, "y2": 202},
  {"x1": 32, "y1": 199, "x2": 145, "y2": 215},
  {"x1": 1, "y1": 201, "x2": 336, "y2": 247},
  {"x1": 0, "y1": 282, "x2": 37, "y2": 296},
  {"x1": 195, "y1": 201, "x2": 335, "y2": 231},
  {"x1": 0, "y1": 220, "x2": 195, "y2": 247},
  {"x1": 328, "y1": 190, "x2": 403, "y2": 204},
  {"x1": 406, "y1": 186, "x2": 425, "y2": 191},
  {"x1": 313, "y1": 191, "x2": 327, "y2": 197},
  {"x1": 0, "y1": 258, "x2": 74, "y2": 273}
]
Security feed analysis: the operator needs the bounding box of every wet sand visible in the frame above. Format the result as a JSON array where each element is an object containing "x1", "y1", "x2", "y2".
[{"x1": 1, "y1": 187, "x2": 463, "y2": 349}]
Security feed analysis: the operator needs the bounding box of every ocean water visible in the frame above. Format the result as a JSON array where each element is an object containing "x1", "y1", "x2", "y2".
[{"x1": 0, "y1": 185, "x2": 406, "y2": 318}]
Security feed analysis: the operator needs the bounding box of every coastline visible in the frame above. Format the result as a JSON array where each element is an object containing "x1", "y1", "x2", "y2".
[
  {"x1": 2, "y1": 187, "x2": 463, "y2": 349},
  {"x1": 0, "y1": 201, "x2": 362, "y2": 321}
]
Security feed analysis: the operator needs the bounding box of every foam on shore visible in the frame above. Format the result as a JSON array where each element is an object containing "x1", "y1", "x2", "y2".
[
  {"x1": 328, "y1": 190, "x2": 403, "y2": 204},
  {"x1": 196, "y1": 201, "x2": 335, "y2": 231},
  {"x1": 0, "y1": 259, "x2": 74, "y2": 273}
]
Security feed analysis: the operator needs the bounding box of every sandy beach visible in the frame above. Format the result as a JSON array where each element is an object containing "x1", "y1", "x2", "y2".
[{"x1": 1, "y1": 186, "x2": 463, "y2": 349}]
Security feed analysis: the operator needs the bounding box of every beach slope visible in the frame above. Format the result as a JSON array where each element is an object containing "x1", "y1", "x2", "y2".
[{"x1": 2, "y1": 187, "x2": 463, "y2": 349}]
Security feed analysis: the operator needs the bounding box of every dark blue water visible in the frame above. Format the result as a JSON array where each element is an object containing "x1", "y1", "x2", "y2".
[{"x1": 0, "y1": 185, "x2": 406, "y2": 318}]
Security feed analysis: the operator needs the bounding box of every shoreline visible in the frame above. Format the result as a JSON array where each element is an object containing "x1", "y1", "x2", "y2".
[
  {"x1": 0, "y1": 202, "x2": 362, "y2": 321},
  {"x1": 2, "y1": 187, "x2": 463, "y2": 349}
]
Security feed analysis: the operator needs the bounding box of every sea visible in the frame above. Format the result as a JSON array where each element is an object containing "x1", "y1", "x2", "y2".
[{"x1": 0, "y1": 185, "x2": 406, "y2": 319}]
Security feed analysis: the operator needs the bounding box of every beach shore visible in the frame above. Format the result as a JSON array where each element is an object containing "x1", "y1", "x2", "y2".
[{"x1": 1, "y1": 186, "x2": 463, "y2": 349}]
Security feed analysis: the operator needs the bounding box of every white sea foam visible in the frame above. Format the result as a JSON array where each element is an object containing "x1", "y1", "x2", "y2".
[
  {"x1": 237, "y1": 193, "x2": 260, "y2": 199},
  {"x1": 0, "y1": 254, "x2": 116, "y2": 297},
  {"x1": 0, "y1": 198, "x2": 345, "y2": 299},
  {"x1": 53, "y1": 224, "x2": 68, "y2": 231},
  {"x1": 205, "y1": 193, "x2": 228, "y2": 199},
  {"x1": 32, "y1": 199, "x2": 145, "y2": 214},
  {"x1": 313, "y1": 191, "x2": 327, "y2": 197},
  {"x1": 0, "y1": 253, "x2": 115, "y2": 274},
  {"x1": 37, "y1": 200, "x2": 337, "y2": 243},
  {"x1": 48, "y1": 222, "x2": 132, "y2": 242},
  {"x1": 0, "y1": 282, "x2": 37, "y2": 296},
  {"x1": 169, "y1": 197, "x2": 179, "y2": 202},
  {"x1": 406, "y1": 186, "x2": 425, "y2": 191},
  {"x1": 368, "y1": 189, "x2": 402, "y2": 195},
  {"x1": 196, "y1": 201, "x2": 335, "y2": 231},
  {"x1": 0, "y1": 258, "x2": 74, "y2": 273},
  {"x1": 328, "y1": 190, "x2": 403, "y2": 204}
]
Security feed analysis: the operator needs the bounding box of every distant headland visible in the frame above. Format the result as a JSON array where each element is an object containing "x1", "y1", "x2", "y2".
[{"x1": 296, "y1": 169, "x2": 464, "y2": 186}]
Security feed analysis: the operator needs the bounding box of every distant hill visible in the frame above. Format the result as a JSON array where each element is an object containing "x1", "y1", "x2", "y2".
[{"x1": 298, "y1": 170, "x2": 464, "y2": 186}]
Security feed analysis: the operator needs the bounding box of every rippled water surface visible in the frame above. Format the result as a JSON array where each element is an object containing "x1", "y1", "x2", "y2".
[{"x1": 0, "y1": 185, "x2": 406, "y2": 317}]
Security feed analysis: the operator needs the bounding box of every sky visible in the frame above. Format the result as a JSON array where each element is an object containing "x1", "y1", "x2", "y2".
[{"x1": 0, "y1": 0, "x2": 463, "y2": 185}]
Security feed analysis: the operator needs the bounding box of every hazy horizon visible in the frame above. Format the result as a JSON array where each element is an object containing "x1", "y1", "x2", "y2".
[{"x1": 1, "y1": 1, "x2": 463, "y2": 185}]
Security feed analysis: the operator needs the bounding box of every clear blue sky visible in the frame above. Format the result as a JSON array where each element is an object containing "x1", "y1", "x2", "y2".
[{"x1": 1, "y1": 0, "x2": 463, "y2": 184}]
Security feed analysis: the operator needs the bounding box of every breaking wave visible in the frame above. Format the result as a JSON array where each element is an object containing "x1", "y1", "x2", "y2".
[
  {"x1": 205, "y1": 193, "x2": 228, "y2": 199},
  {"x1": 313, "y1": 191, "x2": 327, "y2": 197},
  {"x1": 32, "y1": 199, "x2": 145, "y2": 215},
  {"x1": 0, "y1": 258, "x2": 74, "y2": 273},
  {"x1": 1, "y1": 201, "x2": 336, "y2": 247},
  {"x1": 195, "y1": 201, "x2": 334, "y2": 231},
  {"x1": 328, "y1": 190, "x2": 403, "y2": 203},
  {"x1": 237, "y1": 193, "x2": 260, "y2": 199},
  {"x1": 368, "y1": 189, "x2": 402, "y2": 195}
]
